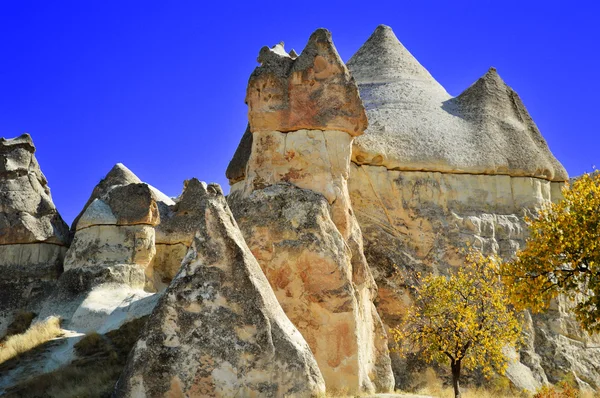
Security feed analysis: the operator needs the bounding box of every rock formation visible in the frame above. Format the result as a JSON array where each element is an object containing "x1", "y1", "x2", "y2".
[
  {"x1": 344, "y1": 25, "x2": 595, "y2": 390},
  {"x1": 65, "y1": 164, "x2": 166, "y2": 291},
  {"x1": 0, "y1": 134, "x2": 70, "y2": 336},
  {"x1": 67, "y1": 164, "x2": 209, "y2": 292},
  {"x1": 227, "y1": 28, "x2": 394, "y2": 394},
  {"x1": 115, "y1": 182, "x2": 325, "y2": 398}
]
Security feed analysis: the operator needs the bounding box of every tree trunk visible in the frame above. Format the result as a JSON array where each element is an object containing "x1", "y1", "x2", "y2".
[{"x1": 451, "y1": 359, "x2": 462, "y2": 398}]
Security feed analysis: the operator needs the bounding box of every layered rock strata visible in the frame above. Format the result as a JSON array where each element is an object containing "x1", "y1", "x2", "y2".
[
  {"x1": 65, "y1": 164, "x2": 166, "y2": 291},
  {"x1": 115, "y1": 183, "x2": 325, "y2": 398},
  {"x1": 68, "y1": 164, "x2": 207, "y2": 292},
  {"x1": 344, "y1": 25, "x2": 596, "y2": 390},
  {"x1": 0, "y1": 134, "x2": 70, "y2": 336},
  {"x1": 228, "y1": 29, "x2": 394, "y2": 394}
]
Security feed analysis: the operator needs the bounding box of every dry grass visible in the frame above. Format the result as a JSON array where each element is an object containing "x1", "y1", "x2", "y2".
[
  {"x1": 4, "y1": 316, "x2": 148, "y2": 398},
  {"x1": 0, "y1": 316, "x2": 62, "y2": 364},
  {"x1": 399, "y1": 368, "x2": 527, "y2": 398},
  {"x1": 397, "y1": 368, "x2": 600, "y2": 398}
]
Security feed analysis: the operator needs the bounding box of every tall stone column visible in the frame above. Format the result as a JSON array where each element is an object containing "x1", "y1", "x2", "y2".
[{"x1": 227, "y1": 29, "x2": 394, "y2": 394}]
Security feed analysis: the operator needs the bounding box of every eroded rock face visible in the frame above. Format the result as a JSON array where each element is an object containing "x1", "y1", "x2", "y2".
[
  {"x1": 67, "y1": 165, "x2": 209, "y2": 292},
  {"x1": 151, "y1": 178, "x2": 208, "y2": 291},
  {"x1": 343, "y1": 25, "x2": 599, "y2": 391},
  {"x1": 227, "y1": 28, "x2": 394, "y2": 394},
  {"x1": 0, "y1": 134, "x2": 70, "y2": 336},
  {"x1": 347, "y1": 25, "x2": 567, "y2": 182},
  {"x1": 246, "y1": 29, "x2": 367, "y2": 136},
  {"x1": 115, "y1": 183, "x2": 325, "y2": 398},
  {"x1": 65, "y1": 168, "x2": 165, "y2": 290}
]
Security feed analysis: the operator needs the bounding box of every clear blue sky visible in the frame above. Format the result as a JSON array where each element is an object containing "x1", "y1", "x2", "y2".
[{"x1": 1, "y1": 1, "x2": 598, "y2": 225}]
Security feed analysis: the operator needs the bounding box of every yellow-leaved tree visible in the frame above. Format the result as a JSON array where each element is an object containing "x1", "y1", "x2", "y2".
[
  {"x1": 393, "y1": 250, "x2": 521, "y2": 398},
  {"x1": 503, "y1": 172, "x2": 600, "y2": 333}
]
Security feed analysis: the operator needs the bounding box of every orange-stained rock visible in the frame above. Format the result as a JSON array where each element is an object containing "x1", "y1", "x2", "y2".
[
  {"x1": 246, "y1": 29, "x2": 367, "y2": 136},
  {"x1": 228, "y1": 28, "x2": 394, "y2": 394}
]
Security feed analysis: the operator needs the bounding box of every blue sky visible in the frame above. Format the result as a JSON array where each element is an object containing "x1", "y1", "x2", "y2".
[{"x1": 1, "y1": 1, "x2": 598, "y2": 225}]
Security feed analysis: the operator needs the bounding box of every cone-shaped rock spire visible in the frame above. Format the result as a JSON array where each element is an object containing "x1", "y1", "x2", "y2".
[
  {"x1": 115, "y1": 184, "x2": 326, "y2": 397},
  {"x1": 71, "y1": 163, "x2": 142, "y2": 231},
  {"x1": 349, "y1": 25, "x2": 567, "y2": 181},
  {"x1": 348, "y1": 25, "x2": 441, "y2": 84},
  {"x1": 455, "y1": 67, "x2": 568, "y2": 180}
]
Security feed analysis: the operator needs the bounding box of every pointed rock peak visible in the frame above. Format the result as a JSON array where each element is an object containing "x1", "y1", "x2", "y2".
[
  {"x1": 292, "y1": 28, "x2": 346, "y2": 74},
  {"x1": 247, "y1": 28, "x2": 367, "y2": 136},
  {"x1": 71, "y1": 163, "x2": 142, "y2": 231},
  {"x1": 257, "y1": 41, "x2": 293, "y2": 68},
  {"x1": 348, "y1": 24, "x2": 439, "y2": 84},
  {"x1": 270, "y1": 41, "x2": 290, "y2": 58},
  {"x1": 456, "y1": 67, "x2": 518, "y2": 113},
  {"x1": 289, "y1": 48, "x2": 298, "y2": 59},
  {"x1": 103, "y1": 163, "x2": 142, "y2": 188}
]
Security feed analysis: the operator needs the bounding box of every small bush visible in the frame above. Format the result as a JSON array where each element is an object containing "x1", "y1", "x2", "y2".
[
  {"x1": 533, "y1": 383, "x2": 576, "y2": 398},
  {"x1": 0, "y1": 316, "x2": 62, "y2": 364},
  {"x1": 74, "y1": 332, "x2": 109, "y2": 357}
]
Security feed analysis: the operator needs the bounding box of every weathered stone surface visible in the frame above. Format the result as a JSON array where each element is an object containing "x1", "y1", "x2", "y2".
[
  {"x1": 229, "y1": 185, "x2": 393, "y2": 393},
  {"x1": 64, "y1": 225, "x2": 156, "y2": 271},
  {"x1": 149, "y1": 178, "x2": 215, "y2": 291},
  {"x1": 342, "y1": 25, "x2": 600, "y2": 392},
  {"x1": 115, "y1": 183, "x2": 325, "y2": 398},
  {"x1": 347, "y1": 25, "x2": 567, "y2": 182},
  {"x1": 246, "y1": 28, "x2": 367, "y2": 136},
  {"x1": 64, "y1": 165, "x2": 165, "y2": 299},
  {"x1": 0, "y1": 134, "x2": 70, "y2": 245},
  {"x1": 0, "y1": 133, "x2": 70, "y2": 337},
  {"x1": 228, "y1": 27, "x2": 394, "y2": 394},
  {"x1": 529, "y1": 297, "x2": 600, "y2": 390},
  {"x1": 72, "y1": 163, "x2": 172, "y2": 232},
  {"x1": 347, "y1": 156, "x2": 570, "y2": 389}
]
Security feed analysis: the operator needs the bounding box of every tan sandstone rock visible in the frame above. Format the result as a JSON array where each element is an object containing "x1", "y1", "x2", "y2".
[
  {"x1": 114, "y1": 183, "x2": 325, "y2": 398},
  {"x1": 0, "y1": 134, "x2": 70, "y2": 336},
  {"x1": 246, "y1": 29, "x2": 367, "y2": 136},
  {"x1": 343, "y1": 25, "x2": 598, "y2": 391},
  {"x1": 228, "y1": 28, "x2": 394, "y2": 394},
  {"x1": 67, "y1": 164, "x2": 209, "y2": 292}
]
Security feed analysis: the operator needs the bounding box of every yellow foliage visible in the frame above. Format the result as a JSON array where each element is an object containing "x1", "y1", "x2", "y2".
[
  {"x1": 392, "y1": 250, "x2": 521, "y2": 379},
  {"x1": 0, "y1": 316, "x2": 62, "y2": 364},
  {"x1": 534, "y1": 382, "x2": 580, "y2": 398},
  {"x1": 503, "y1": 172, "x2": 600, "y2": 333}
]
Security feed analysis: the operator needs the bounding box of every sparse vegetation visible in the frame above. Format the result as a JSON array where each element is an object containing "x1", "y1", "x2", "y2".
[
  {"x1": 399, "y1": 367, "x2": 526, "y2": 398},
  {"x1": 4, "y1": 316, "x2": 148, "y2": 398},
  {"x1": 0, "y1": 316, "x2": 62, "y2": 365},
  {"x1": 393, "y1": 250, "x2": 521, "y2": 398}
]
